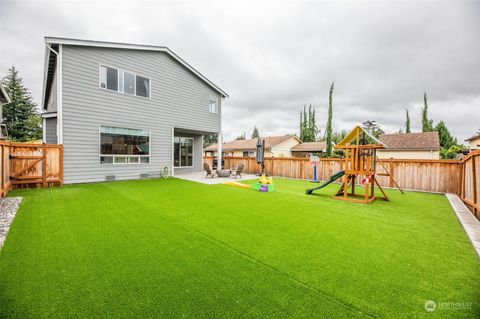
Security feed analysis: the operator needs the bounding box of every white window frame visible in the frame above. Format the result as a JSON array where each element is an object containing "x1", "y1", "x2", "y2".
[
  {"x1": 98, "y1": 64, "x2": 151, "y2": 99},
  {"x1": 99, "y1": 124, "x2": 151, "y2": 165},
  {"x1": 174, "y1": 136, "x2": 194, "y2": 168},
  {"x1": 208, "y1": 96, "x2": 218, "y2": 114}
]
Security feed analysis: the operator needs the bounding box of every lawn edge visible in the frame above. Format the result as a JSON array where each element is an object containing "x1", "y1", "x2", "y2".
[{"x1": 445, "y1": 193, "x2": 480, "y2": 258}]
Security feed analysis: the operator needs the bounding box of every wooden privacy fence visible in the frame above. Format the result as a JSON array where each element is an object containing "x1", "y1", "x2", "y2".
[
  {"x1": 204, "y1": 155, "x2": 479, "y2": 218},
  {"x1": 0, "y1": 141, "x2": 63, "y2": 197},
  {"x1": 460, "y1": 150, "x2": 480, "y2": 216}
]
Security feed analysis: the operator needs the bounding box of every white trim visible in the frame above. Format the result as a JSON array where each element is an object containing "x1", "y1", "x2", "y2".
[
  {"x1": 98, "y1": 124, "x2": 151, "y2": 165},
  {"x1": 98, "y1": 64, "x2": 151, "y2": 100},
  {"x1": 41, "y1": 45, "x2": 49, "y2": 109},
  {"x1": 173, "y1": 136, "x2": 195, "y2": 168},
  {"x1": 57, "y1": 44, "x2": 63, "y2": 145},
  {"x1": 0, "y1": 83, "x2": 10, "y2": 104},
  {"x1": 41, "y1": 112, "x2": 57, "y2": 118},
  {"x1": 45, "y1": 36, "x2": 228, "y2": 98},
  {"x1": 42, "y1": 117, "x2": 46, "y2": 143}
]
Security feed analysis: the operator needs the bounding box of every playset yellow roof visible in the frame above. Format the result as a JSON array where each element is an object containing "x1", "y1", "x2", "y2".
[{"x1": 335, "y1": 125, "x2": 386, "y2": 149}]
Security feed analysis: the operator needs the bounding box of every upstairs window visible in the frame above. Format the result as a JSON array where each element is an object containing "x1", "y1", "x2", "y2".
[
  {"x1": 209, "y1": 97, "x2": 218, "y2": 114},
  {"x1": 99, "y1": 65, "x2": 150, "y2": 98}
]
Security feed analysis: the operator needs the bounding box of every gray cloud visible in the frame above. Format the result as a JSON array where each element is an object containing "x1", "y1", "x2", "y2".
[{"x1": 1, "y1": 0, "x2": 479, "y2": 142}]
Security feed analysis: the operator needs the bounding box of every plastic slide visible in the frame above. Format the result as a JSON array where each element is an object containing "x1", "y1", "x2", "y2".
[
  {"x1": 305, "y1": 170, "x2": 345, "y2": 195},
  {"x1": 224, "y1": 181, "x2": 251, "y2": 189}
]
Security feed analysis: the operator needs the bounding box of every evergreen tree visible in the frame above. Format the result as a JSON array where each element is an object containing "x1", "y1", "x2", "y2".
[
  {"x1": 2, "y1": 66, "x2": 42, "y2": 141},
  {"x1": 325, "y1": 82, "x2": 334, "y2": 157},
  {"x1": 435, "y1": 121, "x2": 456, "y2": 150},
  {"x1": 251, "y1": 126, "x2": 259, "y2": 139},
  {"x1": 405, "y1": 109, "x2": 411, "y2": 133},
  {"x1": 421, "y1": 92, "x2": 434, "y2": 132},
  {"x1": 331, "y1": 130, "x2": 348, "y2": 144},
  {"x1": 298, "y1": 105, "x2": 319, "y2": 142},
  {"x1": 362, "y1": 120, "x2": 385, "y2": 139},
  {"x1": 203, "y1": 133, "x2": 218, "y2": 147},
  {"x1": 299, "y1": 111, "x2": 303, "y2": 141},
  {"x1": 235, "y1": 132, "x2": 246, "y2": 140}
]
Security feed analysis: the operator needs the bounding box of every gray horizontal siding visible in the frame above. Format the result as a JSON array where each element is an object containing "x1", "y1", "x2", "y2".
[
  {"x1": 45, "y1": 117, "x2": 57, "y2": 144},
  {"x1": 61, "y1": 45, "x2": 222, "y2": 184}
]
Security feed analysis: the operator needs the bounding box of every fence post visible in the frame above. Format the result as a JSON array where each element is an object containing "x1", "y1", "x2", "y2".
[
  {"x1": 472, "y1": 155, "x2": 478, "y2": 217},
  {"x1": 1, "y1": 144, "x2": 4, "y2": 198},
  {"x1": 389, "y1": 159, "x2": 394, "y2": 188},
  {"x1": 42, "y1": 143, "x2": 47, "y2": 188}
]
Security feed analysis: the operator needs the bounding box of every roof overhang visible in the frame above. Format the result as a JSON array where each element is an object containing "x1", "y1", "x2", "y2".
[
  {"x1": 44, "y1": 37, "x2": 229, "y2": 98},
  {"x1": 0, "y1": 83, "x2": 11, "y2": 104}
]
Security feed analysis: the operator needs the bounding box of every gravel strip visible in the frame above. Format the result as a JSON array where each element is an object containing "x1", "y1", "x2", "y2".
[{"x1": 0, "y1": 197, "x2": 22, "y2": 248}]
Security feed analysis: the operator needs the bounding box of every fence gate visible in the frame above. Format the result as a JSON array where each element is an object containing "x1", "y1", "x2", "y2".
[{"x1": 9, "y1": 143, "x2": 63, "y2": 189}]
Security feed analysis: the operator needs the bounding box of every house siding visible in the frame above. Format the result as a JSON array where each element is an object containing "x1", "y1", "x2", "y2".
[
  {"x1": 45, "y1": 117, "x2": 58, "y2": 144},
  {"x1": 61, "y1": 45, "x2": 222, "y2": 184}
]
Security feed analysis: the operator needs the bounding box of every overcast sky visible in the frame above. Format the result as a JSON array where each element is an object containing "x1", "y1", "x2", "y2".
[{"x1": 1, "y1": 0, "x2": 479, "y2": 142}]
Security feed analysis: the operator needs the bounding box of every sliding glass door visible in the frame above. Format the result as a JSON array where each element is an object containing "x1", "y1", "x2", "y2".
[{"x1": 174, "y1": 137, "x2": 193, "y2": 167}]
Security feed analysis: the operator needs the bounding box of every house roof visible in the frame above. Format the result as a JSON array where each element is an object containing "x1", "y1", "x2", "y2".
[
  {"x1": 205, "y1": 135, "x2": 297, "y2": 151},
  {"x1": 0, "y1": 83, "x2": 10, "y2": 104},
  {"x1": 465, "y1": 133, "x2": 480, "y2": 142},
  {"x1": 378, "y1": 132, "x2": 440, "y2": 151},
  {"x1": 291, "y1": 141, "x2": 327, "y2": 152},
  {"x1": 42, "y1": 37, "x2": 228, "y2": 109}
]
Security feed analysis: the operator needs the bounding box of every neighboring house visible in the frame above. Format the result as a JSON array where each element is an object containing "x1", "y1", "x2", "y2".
[
  {"x1": 0, "y1": 82, "x2": 10, "y2": 138},
  {"x1": 290, "y1": 141, "x2": 327, "y2": 158},
  {"x1": 41, "y1": 37, "x2": 227, "y2": 184},
  {"x1": 377, "y1": 132, "x2": 440, "y2": 160},
  {"x1": 465, "y1": 133, "x2": 480, "y2": 151},
  {"x1": 204, "y1": 135, "x2": 301, "y2": 158}
]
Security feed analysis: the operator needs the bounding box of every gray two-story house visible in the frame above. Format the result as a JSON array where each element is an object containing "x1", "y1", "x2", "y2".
[{"x1": 42, "y1": 37, "x2": 227, "y2": 184}]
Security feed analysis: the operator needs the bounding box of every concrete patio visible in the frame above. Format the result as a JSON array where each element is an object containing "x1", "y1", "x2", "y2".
[{"x1": 174, "y1": 171, "x2": 257, "y2": 185}]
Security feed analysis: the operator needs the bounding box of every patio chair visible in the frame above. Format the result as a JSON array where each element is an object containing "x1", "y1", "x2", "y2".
[
  {"x1": 204, "y1": 163, "x2": 217, "y2": 178},
  {"x1": 230, "y1": 163, "x2": 244, "y2": 179}
]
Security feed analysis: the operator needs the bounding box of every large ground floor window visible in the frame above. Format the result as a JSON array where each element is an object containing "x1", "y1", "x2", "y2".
[
  {"x1": 174, "y1": 137, "x2": 193, "y2": 167},
  {"x1": 100, "y1": 125, "x2": 150, "y2": 164}
]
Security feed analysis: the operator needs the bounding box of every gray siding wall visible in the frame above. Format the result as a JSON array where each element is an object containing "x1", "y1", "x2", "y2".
[
  {"x1": 61, "y1": 45, "x2": 222, "y2": 184},
  {"x1": 45, "y1": 117, "x2": 58, "y2": 144}
]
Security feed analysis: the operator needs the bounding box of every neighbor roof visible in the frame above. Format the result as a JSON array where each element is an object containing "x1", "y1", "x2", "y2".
[
  {"x1": 0, "y1": 83, "x2": 10, "y2": 104},
  {"x1": 42, "y1": 37, "x2": 228, "y2": 108},
  {"x1": 291, "y1": 141, "x2": 327, "y2": 152},
  {"x1": 378, "y1": 132, "x2": 440, "y2": 151},
  {"x1": 465, "y1": 133, "x2": 480, "y2": 142},
  {"x1": 205, "y1": 135, "x2": 297, "y2": 151}
]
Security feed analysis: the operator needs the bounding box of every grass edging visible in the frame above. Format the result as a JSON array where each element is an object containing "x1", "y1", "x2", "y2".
[{"x1": 446, "y1": 193, "x2": 480, "y2": 258}]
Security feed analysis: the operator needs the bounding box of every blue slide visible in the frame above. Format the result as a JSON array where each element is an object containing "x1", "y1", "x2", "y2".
[{"x1": 306, "y1": 170, "x2": 345, "y2": 195}]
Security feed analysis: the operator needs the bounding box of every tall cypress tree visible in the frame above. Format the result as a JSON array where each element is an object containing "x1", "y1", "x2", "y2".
[
  {"x1": 421, "y1": 92, "x2": 434, "y2": 132},
  {"x1": 405, "y1": 109, "x2": 411, "y2": 133},
  {"x1": 2, "y1": 66, "x2": 42, "y2": 141},
  {"x1": 325, "y1": 82, "x2": 334, "y2": 157},
  {"x1": 251, "y1": 126, "x2": 259, "y2": 139}
]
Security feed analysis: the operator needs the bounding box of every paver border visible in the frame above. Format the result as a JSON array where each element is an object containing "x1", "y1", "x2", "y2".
[{"x1": 446, "y1": 193, "x2": 480, "y2": 258}]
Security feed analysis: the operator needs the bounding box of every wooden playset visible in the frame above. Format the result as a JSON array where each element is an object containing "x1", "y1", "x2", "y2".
[{"x1": 333, "y1": 126, "x2": 403, "y2": 204}]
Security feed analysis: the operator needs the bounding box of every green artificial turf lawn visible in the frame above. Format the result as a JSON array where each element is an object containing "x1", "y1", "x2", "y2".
[{"x1": 0, "y1": 178, "x2": 479, "y2": 318}]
